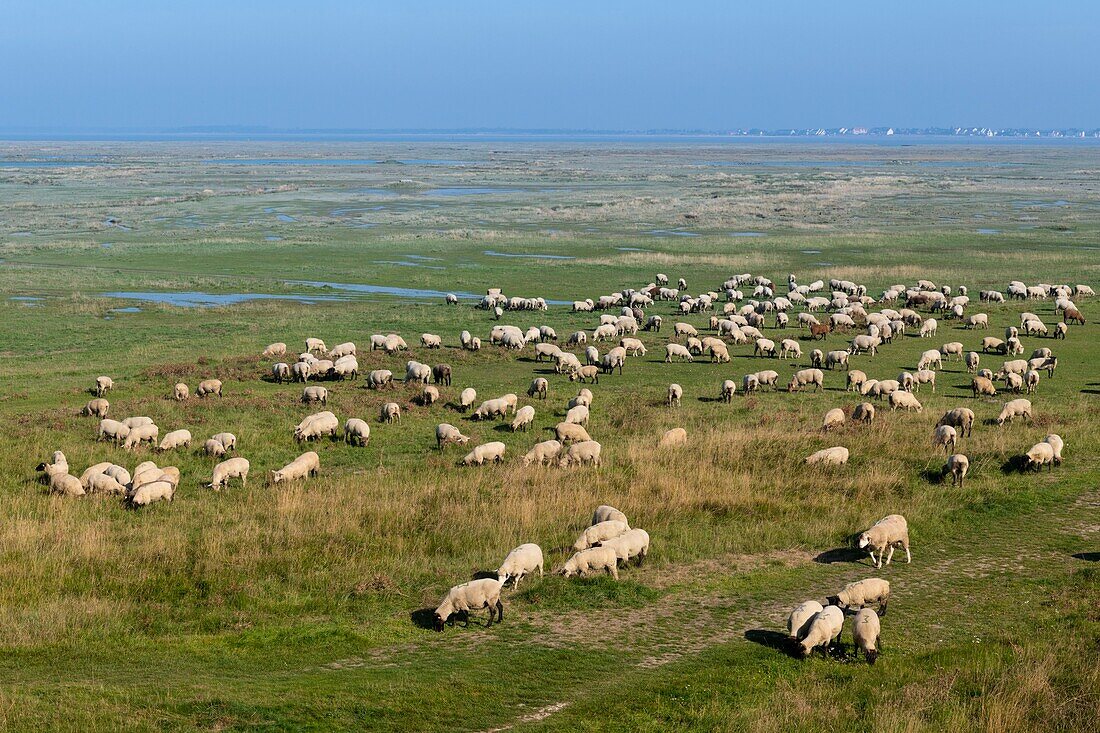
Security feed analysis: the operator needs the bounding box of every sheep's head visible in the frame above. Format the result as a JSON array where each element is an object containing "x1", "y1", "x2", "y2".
[
  {"x1": 433, "y1": 613, "x2": 446, "y2": 632},
  {"x1": 857, "y1": 534, "x2": 871, "y2": 549}
]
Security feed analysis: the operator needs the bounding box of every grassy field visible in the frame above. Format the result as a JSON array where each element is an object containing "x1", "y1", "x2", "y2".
[{"x1": 0, "y1": 141, "x2": 1098, "y2": 731}]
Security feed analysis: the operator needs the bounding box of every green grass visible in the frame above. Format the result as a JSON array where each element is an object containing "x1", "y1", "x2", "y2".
[{"x1": 0, "y1": 141, "x2": 1098, "y2": 731}]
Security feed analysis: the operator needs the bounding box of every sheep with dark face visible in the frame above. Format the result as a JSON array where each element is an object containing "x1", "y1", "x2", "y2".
[
  {"x1": 857, "y1": 515, "x2": 910, "y2": 568},
  {"x1": 433, "y1": 578, "x2": 505, "y2": 632}
]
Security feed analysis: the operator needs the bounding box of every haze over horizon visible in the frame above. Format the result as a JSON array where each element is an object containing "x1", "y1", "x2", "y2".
[{"x1": 3, "y1": 0, "x2": 1098, "y2": 132}]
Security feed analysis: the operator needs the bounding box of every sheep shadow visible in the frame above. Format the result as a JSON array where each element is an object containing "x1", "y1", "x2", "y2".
[
  {"x1": 922, "y1": 467, "x2": 948, "y2": 484},
  {"x1": 1072, "y1": 552, "x2": 1100, "y2": 562},
  {"x1": 744, "y1": 629, "x2": 799, "y2": 658},
  {"x1": 696, "y1": 396, "x2": 726, "y2": 404},
  {"x1": 410, "y1": 608, "x2": 438, "y2": 630},
  {"x1": 813, "y1": 547, "x2": 866, "y2": 565},
  {"x1": 471, "y1": 569, "x2": 500, "y2": 581},
  {"x1": 1001, "y1": 455, "x2": 1031, "y2": 474}
]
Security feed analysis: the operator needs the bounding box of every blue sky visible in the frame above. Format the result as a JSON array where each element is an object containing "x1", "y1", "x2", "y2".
[{"x1": 2, "y1": 0, "x2": 1097, "y2": 130}]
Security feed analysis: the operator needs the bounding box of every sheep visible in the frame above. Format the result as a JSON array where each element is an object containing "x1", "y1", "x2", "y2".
[
  {"x1": 559, "y1": 440, "x2": 603, "y2": 467},
  {"x1": 204, "y1": 439, "x2": 227, "y2": 457},
  {"x1": 94, "y1": 376, "x2": 114, "y2": 397},
  {"x1": 196, "y1": 379, "x2": 223, "y2": 398},
  {"x1": 601, "y1": 528, "x2": 650, "y2": 566},
  {"x1": 852, "y1": 402, "x2": 875, "y2": 424},
  {"x1": 964, "y1": 351, "x2": 980, "y2": 374},
  {"x1": 673, "y1": 322, "x2": 698, "y2": 339},
  {"x1": 434, "y1": 423, "x2": 470, "y2": 451},
  {"x1": 849, "y1": 334, "x2": 879, "y2": 356},
  {"x1": 522, "y1": 439, "x2": 562, "y2": 466},
  {"x1": 570, "y1": 365, "x2": 600, "y2": 384},
  {"x1": 797, "y1": 606, "x2": 844, "y2": 658},
  {"x1": 920, "y1": 318, "x2": 937, "y2": 337},
  {"x1": 291, "y1": 362, "x2": 312, "y2": 383},
  {"x1": 940, "y1": 341, "x2": 964, "y2": 361},
  {"x1": 742, "y1": 373, "x2": 759, "y2": 394},
  {"x1": 858, "y1": 515, "x2": 911, "y2": 567},
  {"x1": 302, "y1": 385, "x2": 328, "y2": 405},
  {"x1": 619, "y1": 337, "x2": 646, "y2": 356},
  {"x1": 344, "y1": 418, "x2": 371, "y2": 446},
  {"x1": 367, "y1": 369, "x2": 393, "y2": 390},
  {"x1": 945, "y1": 453, "x2": 969, "y2": 486},
  {"x1": 1025, "y1": 442, "x2": 1056, "y2": 471},
  {"x1": 873, "y1": 380, "x2": 901, "y2": 399},
  {"x1": 122, "y1": 423, "x2": 159, "y2": 451},
  {"x1": 527, "y1": 378, "x2": 548, "y2": 400},
  {"x1": 383, "y1": 334, "x2": 409, "y2": 354},
  {"x1": 420, "y1": 385, "x2": 440, "y2": 406},
  {"x1": 824, "y1": 350, "x2": 849, "y2": 370},
  {"x1": 554, "y1": 422, "x2": 591, "y2": 444},
  {"x1": 755, "y1": 370, "x2": 780, "y2": 389},
  {"x1": 966, "y1": 313, "x2": 989, "y2": 329},
  {"x1": 209, "y1": 457, "x2": 250, "y2": 491},
  {"x1": 564, "y1": 404, "x2": 589, "y2": 426},
  {"x1": 788, "y1": 368, "x2": 824, "y2": 393},
  {"x1": 720, "y1": 379, "x2": 736, "y2": 403},
  {"x1": 168, "y1": 382, "x2": 190, "y2": 402},
  {"x1": 329, "y1": 342, "x2": 357, "y2": 359},
  {"x1": 263, "y1": 342, "x2": 288, "y2": 359},
  {"x1": 271, "y1": 451, "x2": 320, "y2": 484},
  {"x1": 458, "y1": 387, "x2": 477, "y2": 412},
  {"x1": 497, "y1": 544, "x2": 544, "y2": 588},
  {"x1": 828, "y1": 577, "x2": 891, "y2": 616},
  {"x1": 982, "y1": 337, "x2": 1006, "y2": 354},
  {"x1": 996, "y1": 398, "x2": 1032, "y2": 426},
  {"x1": 665, "y1": 383, "x2": 684, "y2": 408},
  {"x1": 420, "y1": 333, "x2": 442, "y2": 349},
  {"x1": 381, "y1": 402, "x2": 402, "y2": 424},
  {"x1": 664, "y1": 343, "x2": 694, "y2": 362},
  {"x1": 805, "y1": 446, "x2": 849, "y2": 466},
  {"x1": 433, "y1": 577, "x2": 505, "y2": 631},
  {"x1": 822, "y1": 408, "x2": 845, "y2": 431},
  {"x1": 931, "y1": 424, "x2": 958, "y2": 453},
  {"x1": 889, "y1": 391, "x2": 922, "y2": 412},
  {"x1": 917, "y1": 349, "x2": 942, "y2": 371},
  {"x1": 1003, "y1": 371, "x2": 1024, "y2": 393},
  {"x1": 157, "y1": 429, "x2": 192, "y2": 452},
  {"x1": 268, "y1": 363, "x2": 291, "y2": 384},
  {"x1": 969, "y1": 376, "x2": 997, "y2": 398},
  {"x1": 85, "y1": 471, "x2": 128, "y2": 495},
  {"x1": 306, "y1": 337, "x2": 327, "y2": 354},
  {"x1": 752, "y1": 338, "x2": 776, "y2": 358},
  {"x1": 405, "y1": 360, "x2": 432, "y2": 385},
  {"x1": 210, "y1": 432, "x2": 236, "y2": 452},
  {"x1": 559, "y1": 546, "x2": 619, "y2": 580},
  {"x1": 461, "y1": 441, "x2": 506, "y2": 466},
  {"x1": 122, "y1": 416, "x2": 154, "y2": 430},
  {"x1": 473, "y1": 398, "x2": 508, "y2": 421},
  {"x1": 852, "y1": 608, "x2": 882, "y2": 664},
  {"x1": 82, "y1": 398, "x2": 110, "y2": 418},
  {"x1": 846, "y1": 370, "x2": 867, "y2": 392},
  {"x1": 787, "y1": 600, "x2": 824, "y2": 641},
  {"x1": 511, "y1": 405, "x2": 536, "y2": 432},
  {"x1": 332, "y1": 356, "x2": 359, "y2": 381},
  {"x1": 295, "y1": 411, "x2": 339, "y2": 441}
]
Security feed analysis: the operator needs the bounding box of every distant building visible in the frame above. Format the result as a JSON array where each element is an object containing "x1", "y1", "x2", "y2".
[{"x1": 852, "y1": 127, "x2": 868, "y2": 135}]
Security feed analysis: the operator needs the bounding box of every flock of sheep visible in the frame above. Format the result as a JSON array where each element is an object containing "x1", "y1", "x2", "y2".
[{"x1": 36, "y1": 268, "x2": 1090, "y2": 658}]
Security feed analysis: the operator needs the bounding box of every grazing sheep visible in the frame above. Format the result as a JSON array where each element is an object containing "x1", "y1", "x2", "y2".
[
  {"x1": 122, "y1": 416, "x2": 154, "y2": 430},
  {"x1": 828, "y1": 578, "x2": 891, "y2": 616},
  {"x1": 123, "y1": 423, "x2": 159, "y2": 451},
  {"x1": 564, "y1": 404, "x2": 589, "y2": 426},
  {"x1": 209, "y1": 457, "x2": 250, "y2": 491},
  {"x1": 755, "y1": 370, "x2": 780, "y2": 389},
  {"x1": 971, "y1": 376, "x2": 997, "y2": 398},
  {"x1": 920, "y1": 318, "x2": 937, "y2": 337},
  {"x1": 797, "y1": 606, "x2": 845, "y2": 658},
  {"x1": 720, "y1": 379, "x2": 736, "y2": 403},
  {"x1": 945, "y1": 453, "x2": 969, "y2": 486},
  {"x1": 127, "y1": 479, "x2": 174, "y2": 506},
  {"x1": 94, "y1": 376, "x2": 114, "y2": 397},
  {"x1": 664, "y1": 343, "x2": 694, "y2": 362},
  {"x1": 822, "y1": 408, "x2": 845, "y2": 431},
  {"x1": 805, "y1": 446, "x2": 849, "y2": 466},
  {"x1": 497, "y1": 544, "x2": 544, "y2": 588},
  {"x1": 846, "y1": 370, "x2": 867, "y2": 392},
  {"x1": 332, "y1": 356, "x2": 359, "y2": 381},
  {"x1": 527, "y1": 378, "x2": 548, "y2": 400},
  {"x1": 932, "y1": 424, "x2": 957, "y2": 454},
  {"x1": 381, "y1": 402, "x2": 401, "y2": 424},
  {"x1": 664, "y1": 383, "x2": 684, "y2": 409},
  {"x1": 788, "y1": 368, "x2": 824, "y2": 393},
  {"x1": 270, "y1": 363, "x2": 292, "y2": 383},
  {"x1": 157, "y1": 429, "x2": 192, "y2": 452},
  {"x1": 196, "y1": 379, "x2": 222, "y2": 398},
  {"x1": 742, "y1": 373, "x2": 759, "y2": 394},
  {"x1": 295, "y1": 411, "x2": 339, "y2": 442},
  {"x1": 291, "y1": 361, "x2": 312, "y2": 383},
  {"x1": 559, "y1": 546, "x2": 619, "y2": 580},
  {"x1": 917, "y1": 349, "x2": 942, "y2": 371},
  {"x1": 171, "y1": 382, "x2": 190, "y2": 401},
  {"x1": 82, "y1": 398, "x2": 110, "y2": 418},
  {"x1": 420, "y1": 333, "x2": 442, "y2": 349},
  {"x1": 458, "y1": 387, "x2": 477, "y2": 412},
  {"x1": 889, "y1": 391, "x2": 922, "y2": 412},
  {"x1": 405, "y1": 360, "x2": 432, "y2": 385},
  {"x1": 473, "y1": 398, "x2": 509, "y2": 421},
  {"x1": 1025, "y1": 442, "x2": 1056, "y2": 471},
  {"x1": 555, "y1": 422, "x2": 592, "y2": 444},
  {"x1": 824, "y1": 350, "x2": 849, "y2": 370},
  {"x1": 461, "y1": 441, "x2": 507, "y2": 466},
  {"x1": 852, "y1": 609, "x2": 882, "y2": 664},
  {"x1": 85, "y1": 471, "x2": 128, "y2": 495},
  {"x1": 263, "y1": 342, "x2": 288, "y2": 359},
  {"x1": 435, "y1": 423, "x2": 470, "y2": 450},
  {"x1": 570, "y1": 365, "x2": 600, "y2": 384},
  {"x1": 306, "y1": 338, "x2": 327, "y2": 354},
  {"x1": 620, "y1": 337, "x2": 646, "y2": 356},
  {"x1": 873, "y1": 380, "x2": 901, "y2": 400},
  {"x1": 940, "y1": 341, "x2": 964, "y2": 361},
  {"x1": 329, "y1": 342, "x2": 357, "y2": 359},
  {"x1": 511, "y1": 405, "x2": 536, "y2": 432},
  {"x1": 367, "y1": 369, "x2": 394, "y2": 390},
  {"x1": 787, "y1": 600, "x2": 824, "y2": 640},
  {"x1": 965, "y1": 351, "x2": 980, "y2": 373},
  {"x1": 203, "y1": 439, "x2": 227, "y2": 457},
  {"x1": 852, "y1": 402, "x2": 875, "y2": 424},
  {"x1": 996, "y1": 398, "x2": 1033, "y2": 425},
  {"x1": 271, "y1": 451, "x2": 320, "y2": 484},
  {"x1": 858, "y1": 515, "x2": 911, "y2": 567},
  {"x1": 1042, "y1": 433, "x2": 1064, "y2": 464},
  {"x1": 421, "y1": 385, "x2": 440, "y2": 406},
  {"x1": 522, "y1": 439, "x2": 562, "y2": 466},
  {"x1": 344, "y1": 418, "x2": 371, "y2": 446},
  {"x1": 559, "y1": 440, "x2": 603, "y2": 467},
  {"x1": 302, "y1": 385, "x2": 328, "y2": 405},
  {"x1": 433, "y1": 577, "x2": 505, "y2": 631}
]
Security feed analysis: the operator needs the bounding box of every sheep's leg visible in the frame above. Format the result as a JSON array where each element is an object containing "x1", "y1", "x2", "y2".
[
  {"x1": 495, "y1": 600, "x2": 504, "y2": 623},
  {"x1": 885, "y1": 547, "x2": 895, "y2": 566},
  {"x1": 904, "y1": 545, "x2": 912, "y2": 563},
  {"x1": 869, "y1": 549, "x2": 878, "y2": 567}
]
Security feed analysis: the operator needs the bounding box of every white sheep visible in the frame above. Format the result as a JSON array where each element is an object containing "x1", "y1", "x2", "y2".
[
  {"x1": 497, "y1": 544, "x2": 544, "y2": 588},
  {"x1": 1044, "y1": 434, "x2": 1064, "y2": 464},
  {"x1": 263, "y1": 342, "x2": 288, "y2": 358},
  {"x1": 204, "y1": 439, "x2": 227, "y2": 457},
  {"x1": 559, "y1": 546, "x2": 619, "y2": 580},
  {"x1": 511, "y1": 405, "x2": 536, "y2": 432},
  {"x1": 420, "y1": 333, "x2": 442, "y2": 349},
  {"x1": 852, "y1": 402, "x2": 875, "y2": 424},
  {"x1": 996, "y1": 398, "x2": 1032, "y2": 425},
  {"x1": 858, "y1": 515, "x2": 911, "y2": 567},
  {"x1": 522, "y1": 439, "x2": 562, "y2": 467},
  {"x1": 932, "y1": 425, "x2": 957, "y2": 453},
  {"x1": 381, "y1": 402, "x2": 401, "y2": 423},
  {"x1": 271, "y1": 451, "x2": 320, "y2": 484},
  {"x1": 197, "y1": 379, "x2": 223, "y2": 398},
  {"x1": 459, "y1": 387, "x2": 477, "y2": 412},
  {"x1": 366, "y1": 369, "x2": 393, "y2": 389},
  {"x1": 720, "y1": 379, "x2": 736, "y2": 403},
  {"x1": 128, "y1": 480, "x2": 174, "y2": 506},
  {"x1": 822, "y1": 408, "x2": 845, "y2": 431},
  {"x1": 889, "y1": 390, "x2": 922, "y2": 412},
  {"x1": 433, "y1": 577, "x2": 505, "y2": 631},
  {"x1": 295, "y1": 411, "x2": 339, "y2": 441},
  {"x1": 302, "y1": 385, "x2": 328, "y2": 405},
  {"x1": 572, "y1": 519, "x2": 629, "y2": 551},
  {"x1": 554, "y1": 422, "x2": 591, "y2": 444},
  {"x1": 945, "y1": 453, "x2": 969, "y2": 486},
  {"x1": 211, "y1": 432, "x2": 236, "y2": 451},
  {"x1": 559, "y1": 440, "x2": 602, "y2": 467},
  {"x1": 1025, "y1": 442, "x2": 1056, "y2": 471},
  {"x1": 806, "y1": 446, "x2": 849, "y2": 466},
  {"x1": 828, "y1": 577, "x2": 891, "y2": 615},
  {"x1": 461, "y1": 442, "x2": 506, "y2": 466},
  {"x1": 664, "y1": 343, "x2": 693, "y2": 362},
  {"x1": 600, "y1": 528, "x2": 650, "y2": 566},
  {"x1": 436, "y1": 423, "x2": 470, "y2": 450},
  {"x1": 787, "y1": 600, "x2": 824, "y2": 640},
  {"x1": 592, "y1": 505, "x2": 629, "y2": 526},
  {"x1": 344, "y1": 418, "x2": 371, "y2": 446},
  {"x1": 797, "y1": 606, "x2": 844, "y2": 658},
  {"x1": 209, "y1": 457, "x2": 250, "y2": 491},
  {"x1": 157, "y1": 429, "x2": 192, "y2": 452},
  {"x1": 788, "y1": 368, "x2": 824, "y2": 393},
  {"x1": 94, "y1": 376, "x2": 114, "y2": 397},
  {"x1": 123, "y1": 423, "x2": 160, "y2": 451},
  {"x1": 666, "y1": 383, "x2": 683, "y2": 408},
  {"x1": 852, "y1": 608, "x2": 882, "y2": 664}
]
